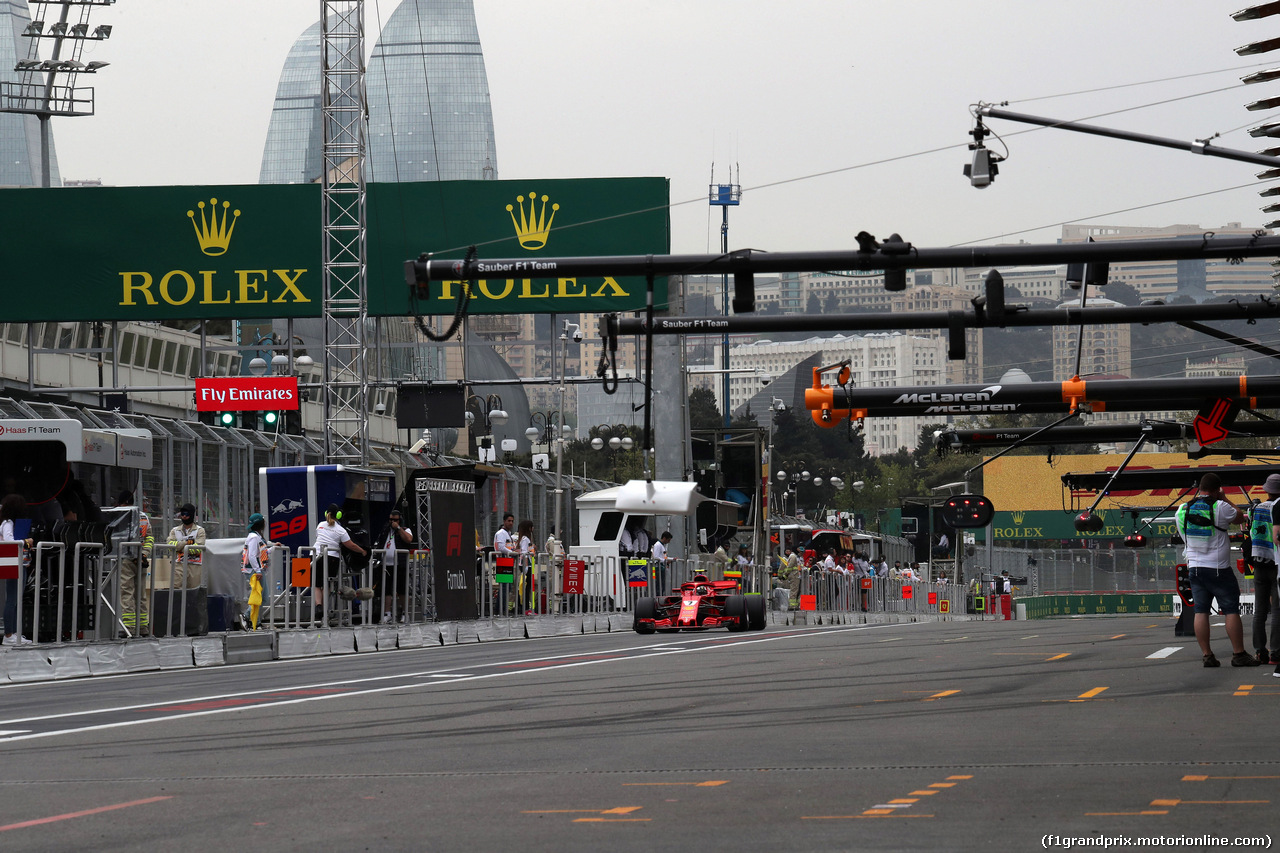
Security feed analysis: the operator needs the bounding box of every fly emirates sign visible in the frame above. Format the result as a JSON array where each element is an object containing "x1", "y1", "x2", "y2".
[{"x1": 195, "y1": 377, "x2": 299, "y2": 412}]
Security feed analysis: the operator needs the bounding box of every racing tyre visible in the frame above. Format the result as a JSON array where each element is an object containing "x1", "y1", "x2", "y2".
[
  {"x1": 723, "y1": 595, "x2": 747, "y2": 632},
  {"x1": 745, "y1": 594, "x2": 767, "y2": 631},
  {"x1": 633, "y1": 597, "x2": 658, "y2": 634}
]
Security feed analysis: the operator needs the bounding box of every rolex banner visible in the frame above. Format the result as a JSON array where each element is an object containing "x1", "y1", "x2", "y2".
[
  {"x1": 0, "y1": 177, "x2": 669, "y2": 322},
  {"x1": 984, "y1": 452, "x2": 1269, "y2": 542}
]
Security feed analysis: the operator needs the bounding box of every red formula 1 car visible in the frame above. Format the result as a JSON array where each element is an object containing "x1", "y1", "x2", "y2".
[{"x1": 633, "y1": 575, "x2": 768, "y2": 634}]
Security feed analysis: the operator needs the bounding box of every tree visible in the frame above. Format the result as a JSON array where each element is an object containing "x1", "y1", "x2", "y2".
[
  {"x1": 1102, "y1": 281, "x2": 1141, "y2": 306},
  {"x1": 689, "y1": 386, "x2": 722, "y2": 430}
]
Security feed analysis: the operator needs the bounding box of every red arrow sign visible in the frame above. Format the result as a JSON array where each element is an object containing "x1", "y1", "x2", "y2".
[{"x1": 1193, "y1": 398, "x2": 1237, "y2": 445}]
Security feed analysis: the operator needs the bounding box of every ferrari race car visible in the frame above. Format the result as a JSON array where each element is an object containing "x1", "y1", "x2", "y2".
[{"x1": 633, "y1": 575, "x2": 768, "y2": 634}]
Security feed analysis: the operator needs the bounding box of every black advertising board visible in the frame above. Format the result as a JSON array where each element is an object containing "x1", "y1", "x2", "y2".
[
  {"x1": 396, "y1": 384, "x2": 466, "y2": 429},
  {"x1": 411, "y1": 466, "x2": 478, "y2": 621}
]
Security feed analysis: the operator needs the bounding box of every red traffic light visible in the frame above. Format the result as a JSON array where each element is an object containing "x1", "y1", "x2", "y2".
[
  {"x1": 1074, "y1": 512, "x2": 1104, "y2": 533},
  {"x1": 1123, "y1": 533, "x2": 1148, "y2": 548},
  {"x1": 940, "y1": 494, "x2": 994, "y2": 528}
]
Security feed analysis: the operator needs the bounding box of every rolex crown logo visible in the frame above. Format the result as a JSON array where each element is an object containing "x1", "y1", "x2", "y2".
[
  {"x1": 1011, "y1": 510, "x2": 1025, "y2": 524},
  {"x1": 187, "y1": 197, "x2": 240, "y2": 256},
  {"x1": 506, "y1": 191, "x2": 558, "y2": 250}
]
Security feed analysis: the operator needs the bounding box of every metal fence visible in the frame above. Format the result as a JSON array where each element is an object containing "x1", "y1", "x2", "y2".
[
  {"x1": 4, "y1": 539, "x2": 974, "y2": 648},
  {"x1": 979, "y1": 545, "x2": 1257, "y2": 599}
]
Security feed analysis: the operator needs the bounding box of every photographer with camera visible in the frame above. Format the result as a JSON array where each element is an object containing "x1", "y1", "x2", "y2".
[
  {"x1": 378, "y1": 509, "x2": 414, "y2": 623},
  {"x1": 1248, "y1": 474, "x2": 1280, "y2": 667}
]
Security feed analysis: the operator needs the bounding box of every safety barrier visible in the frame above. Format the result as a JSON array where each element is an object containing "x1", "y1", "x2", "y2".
[{"x1": 1016, "y1": 593, "x2": 1175, "y2": 620}]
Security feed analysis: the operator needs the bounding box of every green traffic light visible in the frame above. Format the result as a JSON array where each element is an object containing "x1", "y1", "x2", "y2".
[
  {"x1": 218, "y1": 412, "x2": 236, "y2": 427},
  {"x1": 263, "y1": 411, "x2": 279, "y2": 426}
]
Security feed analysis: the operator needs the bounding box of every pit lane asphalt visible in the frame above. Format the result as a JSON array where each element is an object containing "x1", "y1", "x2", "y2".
[{"x1": 0, "y1": 617, "x2": 1273, "y2": 852}]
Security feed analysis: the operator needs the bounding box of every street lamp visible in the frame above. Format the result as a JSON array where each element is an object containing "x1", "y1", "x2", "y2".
[
  {"x1": 775, "y1": 466, "x2": 845, "y2": 521},
  {"x1": 525, "y1": 411, "x2": 572, "y2": 468},
  {"x1": 465, "y1": 393, "x2": 508, "y2": 463},
  {"x1": 590, "y1": 424, "x2": 634, "y2": 482},
  {"x1": 0, "y1": 0, "x2": 116, "y2": 188},
  {"x1": 240, "y1": 335, "x2": 312, "y2": 433},
  {"x1": 764, "y1": 397, "x2": 786, "y2": 565}
]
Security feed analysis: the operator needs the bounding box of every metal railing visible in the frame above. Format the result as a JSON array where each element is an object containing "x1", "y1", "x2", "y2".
[
  {"x1": 4, "y1": 544, "x2": 978, "y2": 647},
  {"x1": 982, "y1": 545, "x2": 1257, "y2": 599}
]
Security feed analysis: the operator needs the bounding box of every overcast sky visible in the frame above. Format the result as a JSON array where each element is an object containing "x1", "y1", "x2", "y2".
[{"x1": 51, "y1": 1, "x2": 1280, "y2": 255}]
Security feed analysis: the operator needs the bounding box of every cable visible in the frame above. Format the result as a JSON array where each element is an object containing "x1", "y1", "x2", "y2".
[
  {"x1": 1006, "y1": 61, "x2": 1277, "y2": 105},
  {"x1": 415, "y1": 80, "x2": 1251, "y2": 261},
  {"x1": 951, "y1": 181, "x2": 1260, "y2": 247},
  {"x1": 413, "y1": 246, "x2": 473, "y2": 342}
]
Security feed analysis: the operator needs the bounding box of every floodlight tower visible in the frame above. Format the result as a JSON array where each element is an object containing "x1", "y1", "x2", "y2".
[
  {"x1": 320, "y1": 1, "x2": 370, "y2": 464},
  {"x1": 0, "y1": 0, "x2": 114, "y2": 188},
  {"x1": 709, "y1": 167, "x2": 741, "y2": 427}
]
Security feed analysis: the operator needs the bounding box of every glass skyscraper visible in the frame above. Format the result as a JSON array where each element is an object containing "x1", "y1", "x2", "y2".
[
  {"x1": 365, "y1": 0, "x2": 497, "y2": 182},
  {"x1": 0, "y1": 0, "x2": 61, "y2": 186},
  {"x1": 259, "y1": 0, "x2": 498, "y2": 184},
  {"x1": 257, "y1": 19, "x2": 325, "y2": 185}
]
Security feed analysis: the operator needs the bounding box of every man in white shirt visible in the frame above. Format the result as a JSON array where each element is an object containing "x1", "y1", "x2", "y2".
[
  {"x1": 651, "y1": 531, "x2": 672, "y2": 591},
  {"x1": 494, "y1": 513, "x2": 515, "y2": 556},
  {"x1": 493, "y1": 513, "x2": 515, "y2": 614},
  {"x1": 1175, "y1": 473, "x2": 1255, "y2": 668},
  {"x1": 619, "y1": 517, "x2": 650, "y2": 557}
]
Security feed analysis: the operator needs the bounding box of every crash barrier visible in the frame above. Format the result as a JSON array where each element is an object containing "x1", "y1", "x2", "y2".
[
  {"x1": 790, "y1": 570, "x2": 966, "y2": 617},
  {"x1": 1015, "y1": 593, "x2": 1175, "y2": 620}
]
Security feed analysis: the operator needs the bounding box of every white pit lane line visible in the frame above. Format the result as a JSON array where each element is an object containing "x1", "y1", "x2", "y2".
[
  {"x1": 0, "y1": 623, "x2": 905, "y2": 743},
  {"x1": 1147, "y1": 646, "x2": 1183, "y2": 659}
]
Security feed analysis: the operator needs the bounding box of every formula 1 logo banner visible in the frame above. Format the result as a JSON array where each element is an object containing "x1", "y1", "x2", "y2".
[{"x1": 195, "y1": 377, "x2": 299, "y2": 412}]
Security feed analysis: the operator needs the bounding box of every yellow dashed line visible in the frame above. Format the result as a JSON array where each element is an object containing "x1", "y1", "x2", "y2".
[
  {"x1": 925, "y1": 690, "x2": 961, "y2": 701},
  {"x1": 1235, "y1": 684, "x2": 1255, "y2": 697},
  {"x1": 1087, "y1": 811, "x2": 1169, "y2": 816},
  {"x1": 803, "y1": 814, "x2": 935, "y2": 820},
  {"x1": 805, "y1": 774, "x2": 971, "y2": 821},
  {"x1": 1184, "y1": 775, "x2": 1280, "y2": 781},
  {"x1": 1047, "y1": 653, "x2": 1071, "y2": 661},
  {"x1": 1152, "y1": 794, "x2": 1269, "y2": 799}
]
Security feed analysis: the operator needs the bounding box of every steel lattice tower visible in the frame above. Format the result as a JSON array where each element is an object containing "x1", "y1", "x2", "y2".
[{"x1": 320, "y1": 1, "x2": 368, "y2": 464}]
